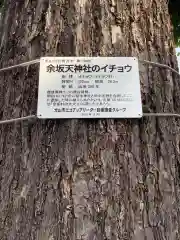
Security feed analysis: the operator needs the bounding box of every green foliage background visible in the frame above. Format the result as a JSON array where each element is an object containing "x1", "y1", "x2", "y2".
[
  {"x1": 0, "y1": 0, "x2": 3, "y2": 9},
  {"x1": 169, "y1": 0, "x2": 180, "y2": 47}
]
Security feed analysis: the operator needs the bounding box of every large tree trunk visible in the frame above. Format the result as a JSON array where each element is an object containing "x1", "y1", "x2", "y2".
[{"x1": 0, "y1": 0, "x2": 180, "y2": 239}]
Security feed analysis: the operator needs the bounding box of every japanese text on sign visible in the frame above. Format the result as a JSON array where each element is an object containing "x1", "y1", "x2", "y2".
[
  {"x1": 37, "y1": 57, "x2": 142, "y2": 119},
  {"x1": 46, "y1": 64, "x2": 132, "y2": 73}
]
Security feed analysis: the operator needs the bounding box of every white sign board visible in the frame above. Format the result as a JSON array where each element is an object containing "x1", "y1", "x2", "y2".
[{"x1": 37, "y1": 57, "x2": 142, "y2": 118}]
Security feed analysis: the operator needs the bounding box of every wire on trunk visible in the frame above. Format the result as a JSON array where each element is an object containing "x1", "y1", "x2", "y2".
[
  {"x1": 0, "y1": 59, "x2": 40, "y2": 72},
  {"x1": 0, "y1": 113, "x2": 180, "y2": 125},
  {"x1": 139, "y1": 59, "x2": 180, "y2": 76},
  {"x1": 0, "y1": 115, "x2": 37, "y2": 125},
  {"x1": 0, "y1": 58, "x2": 179, "y2": 125},
  {"x1": 0, "y1": 58, "x2": 179, "y2": 76}
]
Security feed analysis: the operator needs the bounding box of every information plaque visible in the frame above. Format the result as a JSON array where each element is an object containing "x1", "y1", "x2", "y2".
[{"x1": 37, "y1": 57, "x2": 142, "y2": 118}]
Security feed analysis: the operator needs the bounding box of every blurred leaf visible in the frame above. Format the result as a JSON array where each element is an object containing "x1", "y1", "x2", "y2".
[{"x1": 169, "y1": 0, "x2": 180, "y2": 46}]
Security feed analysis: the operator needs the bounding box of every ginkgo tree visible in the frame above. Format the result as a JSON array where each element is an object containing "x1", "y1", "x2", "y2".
[{"x1": 0, "y1": 0, "x2": 180, "y2": 239}]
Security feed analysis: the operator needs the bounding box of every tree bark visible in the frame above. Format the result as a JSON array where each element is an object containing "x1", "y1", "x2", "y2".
[{"x1": 0, "y1": 0, "x2": 180, "y2": 239}]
